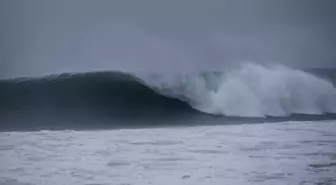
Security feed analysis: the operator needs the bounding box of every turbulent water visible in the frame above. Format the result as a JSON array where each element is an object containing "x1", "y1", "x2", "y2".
[
  {"x1": 0, "y1": 63, "x2": 336, "y2": 131},
  {"x1": 1, "y1": 121, "x2": 336, "y2": 185},
  {"x1": 1, "y1": 63, "x2": 336, "y2": 185}
]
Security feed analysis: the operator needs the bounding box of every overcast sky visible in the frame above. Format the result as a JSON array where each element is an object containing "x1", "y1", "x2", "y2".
[{"x1": 1, "y1": 0, "x2": 335, "y2": 78}]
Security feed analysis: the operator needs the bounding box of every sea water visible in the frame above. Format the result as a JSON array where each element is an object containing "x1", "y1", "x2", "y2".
[{"x1": 1, "y1": 121, "x2": 335, "y2": 185}]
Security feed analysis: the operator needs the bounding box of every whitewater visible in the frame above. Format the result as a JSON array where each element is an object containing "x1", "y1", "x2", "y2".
[
  {"x1": 140, "y1": 63, "x2": 336, "y2": 117},
  {"x1": 1, "y1": 121, "x2": 336, "y2": 185}
]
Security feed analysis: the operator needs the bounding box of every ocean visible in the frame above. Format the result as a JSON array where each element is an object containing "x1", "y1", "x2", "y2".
[{"x1": 0, "y1": 63, "x2": 336, "y2": 185}]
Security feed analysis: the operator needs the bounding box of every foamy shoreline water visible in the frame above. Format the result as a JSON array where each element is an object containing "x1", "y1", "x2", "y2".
[{"x1": 1, "y1": 120, "x2": 335, "y2": 185}]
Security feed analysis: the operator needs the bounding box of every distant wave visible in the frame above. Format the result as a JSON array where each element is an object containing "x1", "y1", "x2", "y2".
[{"x1": 0, "y1": 63, "x2": 336, "y2": 130}]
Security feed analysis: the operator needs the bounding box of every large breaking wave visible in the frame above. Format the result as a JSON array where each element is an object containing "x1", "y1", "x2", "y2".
[
  {"x1": 0, "y1": 63, "x2": 336, "y2": 130},
  {"x1": 141, "y1": 63, "x2": 336, "y2": 117}
]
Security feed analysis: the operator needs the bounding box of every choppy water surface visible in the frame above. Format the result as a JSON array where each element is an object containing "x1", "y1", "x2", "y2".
[{"x1": 0, "y1": 121, "x2": 336, "y2": 185}]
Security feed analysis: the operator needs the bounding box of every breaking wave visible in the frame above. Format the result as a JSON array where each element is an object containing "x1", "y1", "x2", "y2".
[
  {"x1": 141, "y1": 63, "x2": 336, "y2": 117},
  {"x1": 0, "y1": 63, "x2": 336, "y2": 130}
]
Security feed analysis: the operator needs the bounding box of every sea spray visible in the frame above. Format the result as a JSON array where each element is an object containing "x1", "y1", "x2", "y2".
[{"x1": 140, "y1": 63, "x2": 336, "y2": 117}]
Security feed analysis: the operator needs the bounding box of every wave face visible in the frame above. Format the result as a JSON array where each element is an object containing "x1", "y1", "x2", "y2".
[
  {"x1": 0, "y1": 72, "x2": 198, "y2": 118},
  {"x1": 0, "y1": 63, "x2": 336, "y2": 130}
]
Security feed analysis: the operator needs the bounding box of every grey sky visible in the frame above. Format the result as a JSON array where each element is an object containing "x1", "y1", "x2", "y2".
[{"x1": 1, "y1": 0, "x2": 336, "y2": 78}]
